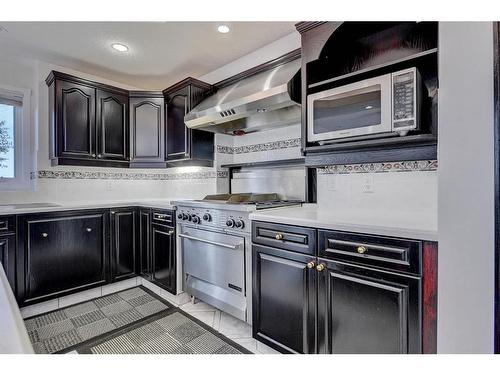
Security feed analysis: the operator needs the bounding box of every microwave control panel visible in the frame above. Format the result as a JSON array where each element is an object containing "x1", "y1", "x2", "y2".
[{"x1": 392, "y1": 68, "x2": 420, "y2": 132}]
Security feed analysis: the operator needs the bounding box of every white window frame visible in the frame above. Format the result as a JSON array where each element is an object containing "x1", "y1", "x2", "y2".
[{"x1": 0, "y1": 85, "x2": 33, "y2": 191}]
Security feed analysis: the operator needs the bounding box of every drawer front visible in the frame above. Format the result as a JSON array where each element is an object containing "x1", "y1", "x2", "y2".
[
  {"x1": 0, "y1": 216, "x2": 15, "y2": 234},
  {"x1": 318, "y1": 230, "x2": 421, "y2": 275},
  {"x1": 252, "y1": 221, "x2": 316, "y2": 255},
  {"x1": 152, "y1": 210, "x2": 175, "y2": 225}
]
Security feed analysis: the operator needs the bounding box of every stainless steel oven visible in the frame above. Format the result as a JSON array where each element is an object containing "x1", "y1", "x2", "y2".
[
  {"x1": 179, "y1": 226, "x2": 249, "y2": 321},
  {"x1": 307, "y1": 67, "x2": 421, "y2": 143}
]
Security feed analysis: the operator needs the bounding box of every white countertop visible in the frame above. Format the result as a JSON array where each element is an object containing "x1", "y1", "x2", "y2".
[
  {"x1": 0, "y1": 199, "x2": 180, "y2": 215},
  {"x1": 249, "y1": 204, "x2": 438, "y2": 241},
  {"x1": 0, "y1": 267, "x2": 33, "y2": 354}
]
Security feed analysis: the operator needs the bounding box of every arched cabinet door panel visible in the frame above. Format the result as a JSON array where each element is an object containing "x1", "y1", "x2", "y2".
[
  {"x1": 129, "y1": 96, "x2": 165, "y2": 164},
  {"x1": 56, "y1": 81, "x2": 96, "y2": 159},
  {"x1": 97, "y1": 90, "x2": 129, "y2": 161}
]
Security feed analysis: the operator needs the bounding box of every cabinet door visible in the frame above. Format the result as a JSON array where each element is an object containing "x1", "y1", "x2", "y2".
[
  {"x1": 139, "y1": 209, "x2": 152, "y2": 277},
  {"x1": 96, "y1": 90, "x2": 129, "y2": 161},
  {"x1": 17, "y1": 212, "x2": 107, "y2": 306},
  {"x1": 0, "y1": 234, "x2": 16, "y2": 294},
  {"x1": 252, "y1": 244, "x2": 317, "y2": 354},
  {"x1": 317, "y1": 258, "x2": 421, "y2": 354},
  {"x1": 56, "y1": 80, "x2": 96, "y2": 159},
  {"x1": 165, "y1": 92, "x2": 190, "y2": 161},
  {"x1": 110, "y1": 209, "x2": 136, "y2": 281},
  {"x1": 130, "y1": 97, "x2": 165, "y2": 163},
  {"x1": 152, "y1": 224, "x2": 175, "y2": 294}
]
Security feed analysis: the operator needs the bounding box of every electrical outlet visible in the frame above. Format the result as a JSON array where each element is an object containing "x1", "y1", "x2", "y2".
[
  {"x1": 362, "y1": 175, "x2": 374, "y2": 193},
  {"x1": 327, "y1": 175, "x2": 337, "y2": 191}
]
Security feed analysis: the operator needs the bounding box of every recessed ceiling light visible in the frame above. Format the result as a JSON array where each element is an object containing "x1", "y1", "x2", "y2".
[
  {"x1": 217, "y1": 25, "x2": 230, "y2": 34},
  {"x1": 111, "y1": 43, "x2": 129, "y2": 52}
]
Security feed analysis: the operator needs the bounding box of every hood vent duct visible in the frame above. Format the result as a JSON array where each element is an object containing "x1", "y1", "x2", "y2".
[{"x1": 184, "y1": 56, "x2": 302, "y2": 135}]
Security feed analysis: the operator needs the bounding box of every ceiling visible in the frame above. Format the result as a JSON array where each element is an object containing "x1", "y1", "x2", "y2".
[{"x1": 0, "y1": 22, "x2": 297, "y2": 89}]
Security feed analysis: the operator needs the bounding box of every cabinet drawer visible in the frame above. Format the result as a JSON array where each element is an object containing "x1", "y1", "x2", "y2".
[
  {"x1": 252, "y1": 221, "x2": 316, "y2": 255},
  {"x1": 0, "y1": 216, "x2": 15, "y2": 233},
  {"x1": 152, "y1": 210, "x2": 174, "y2": 225},
  {"x1": 318, "y1": 230, "x2": 421, "y2": 275}
]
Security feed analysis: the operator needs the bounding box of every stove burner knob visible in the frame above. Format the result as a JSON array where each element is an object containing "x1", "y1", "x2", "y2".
[
  {"x1": 181, "y1": 213, "x2": 188, "y2": 220},
  {"x1": 192, "y1": 216, "x2": 201, "y2": 224},
  {"x1": 177, "y1": 213, "x2": 183, "y2": 219},
  {"x1": 203, "y1": 213, "x2": 211, "y2": 222},
  {"x1": 187, "y1": 214, "x2": 193, "y2": 221},
  {"x1": 235, "y1": 220, "x2": 245, "y2": 229},
  {"x1": 226, "y1": 219, "x2": 235, "y2": 228}
]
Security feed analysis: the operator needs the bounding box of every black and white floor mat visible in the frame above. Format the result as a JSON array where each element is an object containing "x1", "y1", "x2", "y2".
[{"x1": 24, "y1": 286, "x2": 249, "y2": 354}]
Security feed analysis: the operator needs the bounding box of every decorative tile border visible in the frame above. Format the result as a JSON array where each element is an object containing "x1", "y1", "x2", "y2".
[
  {"x1": 216, "y1": 138, "x2": 301, "y2": 154},
  {"x1": 33, "y1": 170, "x2": 228, "y2": 181},
  {"x1": 318, "y1": 160, "x2": 438, "y2": 174}
]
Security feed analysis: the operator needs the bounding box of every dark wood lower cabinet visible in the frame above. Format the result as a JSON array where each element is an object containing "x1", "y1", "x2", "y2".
[
  {"x1": 0, "y1": 233, "x2": 16, "y2": 294},
  {"x1": 252, "y1": 221, "x2": 436, "y2": 354},
  {"x1": 139, "y1": 208, "x2": 152, "y2": 277},
  {"x1": 152, "y1": 223, "x2": 176, "y2": 294},
  {"x1": 17, "y1": 211, "x2": 108, "y2": 306},
  {"x1": 110, "y1": 208, "x2": 137, "y2": 282},
  {"x1": 316, "y1": 258, "x2": 421, "y2": 354},
  {"x1": 252, "y1": 244, "x2": 316, "y2": 354},
  {"x1": 11, "y1": 206, "x2": 176, "y2": 307}
]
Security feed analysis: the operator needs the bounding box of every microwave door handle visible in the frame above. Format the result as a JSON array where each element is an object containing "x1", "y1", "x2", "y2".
[{"x1": 179, "y1": 233, "x2": 241, "y2": 250}]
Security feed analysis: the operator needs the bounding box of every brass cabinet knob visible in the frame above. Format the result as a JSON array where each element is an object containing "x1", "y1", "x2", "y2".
[
  {"x1": 42, "y1": 232, "x2": 48, "y2": 238},
  {"x1": 357, "y1": 246, "x2": 368, "y2": 254},
  {"x1": 86, "y1": 228, "x2": 92, "y2": 232},
  {"x1": 92, "y1": 153, "x2": 96, "y2": 158},
  {"x1": 306, "y1": 261, "x2": 316, "y2": 269},
  {"x1": 97, "y1": 154, "x2": 102, "y2": 159},
  {"x1": 275, "y1": 233, "x2": 284, "y2": 240},
  {"x1": 316, "y1": 264, "x2": 326, "y2": 272}
]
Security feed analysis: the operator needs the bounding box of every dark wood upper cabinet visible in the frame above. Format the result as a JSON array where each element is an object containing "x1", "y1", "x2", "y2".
[
  {"x1": 129, "y1": 92, "x2": 165, "y2": 166},
  {"x1": 47, "y1": 71, "x2": 130, "y2": 168},
  {"x1": 163, "y1": 78, "x2": 214, "y2": 167},
  {"x1": 96, "y1": 89, "x2": 129, "y2": 161},
  {"x1": 56, "y1": 80, "x2": 96, "y2": 160},
  {"x1": 47, "y1": 71, "x2": 215, "y2": 169}
]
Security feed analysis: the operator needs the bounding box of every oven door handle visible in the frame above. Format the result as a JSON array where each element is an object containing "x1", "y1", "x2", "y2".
[{"x1": 179, "y1": 233, "x2": 241, "y2": 250}]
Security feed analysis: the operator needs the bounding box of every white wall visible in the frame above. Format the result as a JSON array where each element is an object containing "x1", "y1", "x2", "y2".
[
  {"x1": 437, "y1": 22, "x2": 495, "y2": 353},
  {"x1": 317, "y1": 170, "x2": 438, "y2": 228}
]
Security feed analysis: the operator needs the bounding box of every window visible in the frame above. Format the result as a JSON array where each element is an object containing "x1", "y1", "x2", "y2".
[{"x1": 0, "y1": 86, "x2": 32, "y2": 191}]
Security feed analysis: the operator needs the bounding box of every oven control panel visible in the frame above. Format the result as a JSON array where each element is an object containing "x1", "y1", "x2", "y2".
[{"x1": 175, "y1": 206, "x2": 250, "y2": 232}]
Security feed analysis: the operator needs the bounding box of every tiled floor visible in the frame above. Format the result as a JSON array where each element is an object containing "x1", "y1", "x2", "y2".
[{"x1": 20, "y1": 277, "x2": 279, "y2": 355}]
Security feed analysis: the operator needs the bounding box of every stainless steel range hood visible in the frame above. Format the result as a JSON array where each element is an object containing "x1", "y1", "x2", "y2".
[{"x1": 184, "y1": 58, "x2": 301, "y2": 135}]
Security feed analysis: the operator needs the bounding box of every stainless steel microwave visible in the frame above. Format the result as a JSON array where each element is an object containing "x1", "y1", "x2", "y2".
[{"x1": 307, "y1": 67, "x2": 421, "y2": 143}]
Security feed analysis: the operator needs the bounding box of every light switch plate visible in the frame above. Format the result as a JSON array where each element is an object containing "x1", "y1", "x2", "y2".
[
  {"x1": 362, "y1": 175, "x2": 374, "y2": 193},
  {"x1": 327, "y1": 175, "x2": 337, "y2": 191}
]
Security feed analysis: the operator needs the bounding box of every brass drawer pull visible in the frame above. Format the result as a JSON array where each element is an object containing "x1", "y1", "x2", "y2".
[
  {"x1": 42, "y1": 232, "x2": 48, "y2": 238},
  {"x1": 357, "y1": 246, "x2": 368, "y2": 254},
  {"x1": 316, "y1": 264, "x2": 326, "y2": 272},
  {"x1": 86, "y1": 228, "x2": 92, "y2": 232},
  {"x1": 275, "y1": 233, "x2": 284, "y2": 240},
  {"x1": 306, "y1": 261, "x2": 316, "y2": 269}
]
